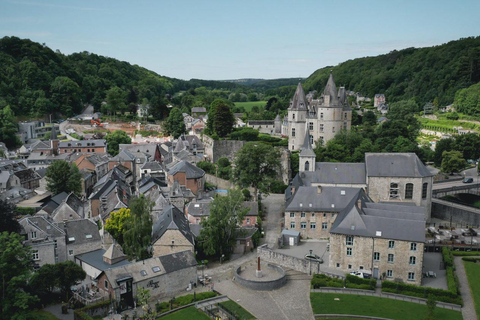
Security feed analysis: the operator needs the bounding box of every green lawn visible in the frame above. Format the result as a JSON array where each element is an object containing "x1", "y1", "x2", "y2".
[
  {"x1": 25, "y1": 310, "x2": 59, "y2": 320},
  {"x1": 464, "y1": 260, "x2": 480, "y2": 318},
  {"x1": 161, "y1": 306, "x2": 210, "y2": 320},
  {"x1": 219, "y1": 300, "x2": 255, "y2": 320},
  {"x1": 234, "y1": 101, "x2": 267, "y2": 112},
  {"x1": 310, "y1": 293, "x2": 462, "y2": 320}
]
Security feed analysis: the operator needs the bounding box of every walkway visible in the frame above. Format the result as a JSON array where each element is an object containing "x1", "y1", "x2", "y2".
[
  {"x1": 454, "y1": 256, "x2": 477, "y2": 320},
  {"x1": 195, "y1": 295, "x2": 229, "y2": 310},
  {"x1": 312, "y1": 288, "x2": 462, "y2": 312}
]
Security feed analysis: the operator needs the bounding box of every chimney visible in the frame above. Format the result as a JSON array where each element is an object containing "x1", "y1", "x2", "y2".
[{"x1": 317, "y1": 186, "x2": 322, "y2": 194}]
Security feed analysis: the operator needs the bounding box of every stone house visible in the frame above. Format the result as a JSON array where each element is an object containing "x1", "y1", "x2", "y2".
[
  {"x1": 191, "y1": 107, "x2": 207, "y2": 118},
  {"x1": 58, "y1": 139, "x2": 107, "y2": 154},
  {"x1": 51, "y1": 192, "x2": 86, "y2": 222},
  {"x1": 75, "y1": 243, "x2": 131, "y2": 279},
  {"x1": 95, "y1": 251, "x2": 197, "y2": 309},
  {"x1": 73, "y1": 153, "x2": 110, "y2": 180},
  {"x1": 374, "y1": 94, "x2": 386, "y2": 108},
  {"x1": 151, "y1": 205, "x2": 195, "y2": 257},
  {"x1": 59, "y1": 219, "x2": 102, "y2": 261},
  {"x1": 167, "y1": 160, "x2": 205, "y2": 196}
]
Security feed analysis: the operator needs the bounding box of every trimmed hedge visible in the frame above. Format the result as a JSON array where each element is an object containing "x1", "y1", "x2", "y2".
[
  {"x1": 345, "y1": 274, "x2": 376, "y2": 290},
  {"x1": 155, "y1": 292, "x2": 217, "y2": 313},
  {"x1": 311, "y1": 274, "x2": 376, "y2": 291},
  {"x1": 463, "y1": 257, "x2": 480, "y2": 262},
  {"x1": 74, "y1": 300, "x2": 112, "y2": 320},
  {"x1": 382, "y1": 281, "x2": 462, "y2": 305},
  {"x1": 311, "y1": 274, "x2": 344, "y2": 289},
  {"x1": 443, "y1": 247, "x2": 461, "y2": 296},
  {"x1": 453, "y1": 251, "x2": 480, "y2": 256}
]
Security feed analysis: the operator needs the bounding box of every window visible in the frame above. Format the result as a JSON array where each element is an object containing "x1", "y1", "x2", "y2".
[
  {"x1": 319, "y1": 124, "x2": 324, "y2": 132},
  {"x1": 409, "y1": 256, "x2": 416, "y2": 265},
  {"x1": 405, "y1": 183, "x2": 414, "y2": 199},
  {"x1": 332, "y1": 126, "x2": 335, "y2": 133},
  {"x1": 31, "y1": 231, "x2": 37, "y2": 239},
  {"x1": 312, "y1": 213, "x2": 315, "y2": 217},
  {"x1": 290, "y1": 212, "x2": 295, "y2": 218},
  {"x1": 309, "y1": 122, "x2": 313, "y2": 130},
  {"x1": 389, "y1": 183, "x2": 399, "y2": 199},
  {"x1": 374, "y1": 252, "x2": 380, "y2": 261},
  {"x1": 310, "y1": 135, "x2": 314, "y2": 145},
  {"x1": 347, "y1": 248, "x2": 352, "y2": 256},
  {"x1": 422, "y1": 183, "x2": 428, "y2": 199},
  {"x1": 104, "y1": 280, "x2": 109, "y2": 289},
  {"x1": 292, "y1": 128, "x2": 295, "y2": 137},
  {"x1": 322, "y1": 222, "x2": 328, "y2": 230},
  {"x1": 348, "y1": 264, "x2": 352, "y2": 269},
  {"x1": 388, "y1": 254, "x2": 394, "y2": 263},
  {"x1": 323, "y1": 213, "x2": 326, "y2": 217},
  {"x1": 301, "y1": 222, "x2": 306, "y2": 229},
  {"x1": 301, "y1": 212, "x2": 305, "y2": 218},
  {"x1": 344, "y1": 112, "x2": 348, "y2": 120},
  {"x1": 336, "y1": 263, "x2": 340, "y2": 268},
  {"x1": 320, "y1": 113, "x2": 324, "y2": 119},
  {"x1": 293, "y1": 114, "x2": 295, "y2": 120},
  {"x1": 290, "y1": 222, "x2": 296, "y2": 229},
  {"x1": 310, "y1": 222, "x2": 316, "y2": 229},
  {"x1": 408, "y1": 272, "x2": 415, "y2": 281},
  {"x1": 388, "y1": 240, "x2": 395, "y2": 249},
  {"x1": 32, "y1": 250, "x2": 39, "y2": 260},
  {"x1": 387, "y1": 270, "x2": 393, "y2": 278},
  {"x1": 246, "y1": 218, "x2": 250, "y2": 224},
  {"x1": 346, "y1": 236, "x2": 354, "y2": 246},
  {"x1": 69, "y1": 250, "x2": 74, "y2": 256},
  {"x1": 411, "y1": 243, "x2": 417, "y2": 251},
  {"x1": 305, "y1": 161, "x2": 310, "y2": 171}
]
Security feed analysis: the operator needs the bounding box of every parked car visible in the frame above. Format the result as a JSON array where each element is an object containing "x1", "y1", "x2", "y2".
[
  {"x1": 349, "y1": 271, "x2": 372, "y2": 279},
  {"x1": 463, "y1": 177, "x2": 474, "y2": 183},
  {"x1": 304, "y1": 253, "x2": 323, "y2": 263}
]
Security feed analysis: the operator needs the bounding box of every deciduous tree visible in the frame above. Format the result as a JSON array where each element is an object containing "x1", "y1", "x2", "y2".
[
  {"x1": 233, "y1": 142, "x2": 281, "y2": 201},
  {"x1": 105, "y1": 208, "x2": 131, "y2": 246},
  {"x1": 123, "y1": 195, "x2": 153, "y2": 261},
  {"x1": 164, "y1": 107, "x2": 186, "y2": 138},
  {"x1": 0, "y1": 199, "x2": 21, "y2": 234},
  {"x1": 106, "y1": 130, "x2": 131, "y2": 156},
  {"x1": 441, "y1": 150, "x2": 465, "y2": 174},
  {"x1": 199, "y1": 189, "x2": 248, "y2": 259},
  {"x1": 45, "y1": 160, "x2": 82, "y2": 195}
]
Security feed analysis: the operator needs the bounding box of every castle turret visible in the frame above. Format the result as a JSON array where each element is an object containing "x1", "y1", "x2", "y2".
[
  {"x1": 288, "y1": 82, "x2": 308, "y2": 151},
  {"x1": 50, "y1": 125, "x2": 59, "y2": 156},
  {"x1": 299, "y1": 127, "x2": 315, "y2": 172},
  {"x1": 274, "y1": 114, "x2": 282, "y2": 134}
]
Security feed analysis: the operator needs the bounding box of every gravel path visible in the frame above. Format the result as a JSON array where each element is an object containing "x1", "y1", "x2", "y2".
[{"x1": 454, "y1": 256, "x2": 477, "y2": 320}]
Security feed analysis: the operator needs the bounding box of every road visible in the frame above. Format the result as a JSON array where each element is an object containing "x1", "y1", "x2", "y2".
[{"x1": 432, "y1": 167, "x2": 478, "y2": 190}]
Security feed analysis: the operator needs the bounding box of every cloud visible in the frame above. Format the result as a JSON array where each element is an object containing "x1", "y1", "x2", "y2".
[{"x1": 8, "y1": 0, "x2": 102, "y2": 11}]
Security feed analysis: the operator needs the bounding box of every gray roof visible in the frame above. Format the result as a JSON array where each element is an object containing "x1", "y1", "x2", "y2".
[
  {"x1": 168, "y1": 160, "x2": 205, "y2": 179},
  {"x1": 290, "y1": 82, "x2": 307, "y2": 110},
  {"x1": 281, "y1": 229, "x2": 300, "y2": 237},
  {"x1": 152, "y1": 205, "x2": 195, "y2": 245},
  {"x1": 59, "y1": 219, "x2": 101, "y2": 245},
  {"x1": 141, "y1": 161, "x2": 163, "y2": 171},
  {"x1": 297, "y1": 163, "x2": 367, "y2": 186},
  {"x1": 192, "y1": 107, "x2": 207, "y2": 113},
  {"x1": 323, "y1": 72, "x2": 338, "y2": 103},
  {"x1": 189, "y1": 223, "x2": 202, "y2": 237},
  {"x1": 75, "y1": 249, "x2": 131, "y2": 271},
  {"x1": 110, "y1": 149, "x2": 135, "y2": 161},
  {"x1": 300, "y1": 130, "x2": 315, "y2": 157},
  {"x1": 329, "y1": 192, "x2": 425, "y2": 243},
  {"x1": 286, "y1": 186, "x2": 363, "y2": 212},
  {"x1": 365, "y1": 153, "x2": 433, "y2": 177},
  {"x1": 186, "y1": 199, "x2": 212, "y2": 217},
  {"x1": 19, "y1": 215, "x2": 65, "y2": 238},
  {"x1": 243, "y1": 201, "x2": 259, "y2": 216},
  {"x1": 58, "y1": 139, "x2": 106, "y2": 148},
  {"x1": 119, "y1": 143, "x2": 158, "y2": 156}
]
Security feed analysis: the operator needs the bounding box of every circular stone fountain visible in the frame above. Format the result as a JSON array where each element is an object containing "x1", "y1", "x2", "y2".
[{"x1": 234, "y1": 257, "x2": 287, "y2": 291}]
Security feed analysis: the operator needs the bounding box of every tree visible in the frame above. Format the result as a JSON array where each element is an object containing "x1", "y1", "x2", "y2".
[
  {"x1": 441, "y1": 150, "x2": 465, "y2": 174},
  {"x1": 0, "y1": 232, "x2": 39, "y2": 319},
  {"x1": 433, "y1": 137, "x2": 455, "y2": 167},
  {"x1": 0, "y1": 199, "x2": 21, "y2": 234},
  {"x1": 122, "y1": 195, "x2": 153, "y2": 261},
  {"x1": 50, "y1": 76, "x2": 81, "y2": 116},
  {"x1": 29, "y1": 264, "x2": 58, "y2": 296},
  {"x1": 104, "y1": 208, "x2": 131, "y2": 246},
  {"x1": 164, "y1": 107, "x2": 186, "y2": 138},
  {"x1": 197, "y1": 161, "x2": 215, "y2": 174},
  {"x1": 45, "y1": 160, "x2": 82, "y2": 195},
  {"x1": 136, "y1": 288, "x2": 156, "y2": 319},
  {"x1": 56, "y1": 261, "x2": 86, "y2": 300},
  {"x1": 216, "y1": 157, "x2": 231, "y2": 180},
  {"x1": 212, "y1": 103, "x2": 235, "y2": 137},
  {"x1": 233, "y1": 142, "x2": 281, "y2": 201},
  {"x1": 199, "y1": 189, "x2": 248, "y2": 259},
  {"x1": 106, "y1": 130, "x2": 131, "y2": 156},
  {"x1": 362, "y1": 110, "x2": 376, "y2": 126},
  {"x1": 0, "y1": 105, "x2": 20, "y2": 148},
  {"x1": 104, "y1": 86, "x2": 127, "y2": 116}
]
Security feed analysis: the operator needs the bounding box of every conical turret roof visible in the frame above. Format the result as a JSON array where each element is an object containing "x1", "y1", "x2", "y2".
[
  {"x1": 290, "y1": 82, "x2": 307, "y2": 110},
  {"x1": 323, "y1": 71, "x2": 338, "y2": 103},
  {"x1": 300, "y1": 127, "x2": 315, "y2": 157}
]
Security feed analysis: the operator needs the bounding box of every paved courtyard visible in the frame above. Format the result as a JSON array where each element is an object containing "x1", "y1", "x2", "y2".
[{"x1": 421, "y1": 252, "x2": 448, "y2": 289}]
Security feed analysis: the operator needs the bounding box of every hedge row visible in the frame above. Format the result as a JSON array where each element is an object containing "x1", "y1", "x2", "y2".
[
  {"x1": 453, "y1": 251, "x2": 480, "y2": 256},
  {"x1": 463, "y1": 257, "x2": 480, "y2": 262},
  {"x1": 443, "y1": 247, "x2": 461, "y2": 296},
  {"x1": 311, "y1": 274, "x2": 376, "y2": 291},
  {"x1": 382, "y1": 281, "x2": 462, "y2": 305},
  {"x1": 73, "y1": 300, "x2": 112, "y2": 320},
  {"x1": 155, "y1": 291, "x2": 217, "y2": 313}
]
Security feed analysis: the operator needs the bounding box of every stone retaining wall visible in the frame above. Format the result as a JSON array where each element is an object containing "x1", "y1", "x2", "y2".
[
  {"x1": 234, "y1": 264, "x2": 286, "y2": 291},
  {"x1": 432, "y1": 199, "x2": 480, "y2": 227}
]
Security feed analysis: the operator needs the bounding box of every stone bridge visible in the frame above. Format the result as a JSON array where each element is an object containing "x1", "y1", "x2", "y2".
[{"x1": 432, "y1": 183, "x2": 480, "y2": 198}]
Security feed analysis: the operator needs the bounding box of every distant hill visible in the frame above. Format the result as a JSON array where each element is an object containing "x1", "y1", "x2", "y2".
[
  {"x1": 223, "y1": 78, "x2": 304, "y2": 91},
  {"x1": 304, "y1": 36, "x2": 480, "y2": 106}
]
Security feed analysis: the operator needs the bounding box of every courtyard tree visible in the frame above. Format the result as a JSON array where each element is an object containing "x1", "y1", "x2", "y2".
[
  {"x1": 104, "y1": 208, "x2": 131, "y2": 246},
  {"x1": 56, "y1": 261, "x2": 86, "y2": 300},
  {"x1": 164, "y1": 107, "x2": 186, "y2": 138},
  {"x1": 199, "y1": 189, "x2": 248, "y2": 259},
  {"x1": 0, "y1": 199, "x2": 21, "y2": 234},
  {"x1": 106, "y1": 130, "x2": 132, "y2": 156},
  {"x1": 233, "y1": 142, "x2": 281, "y2": 201},
  {"x1": 441, "y1": 150, "x2": 465, "y2": 174},
  {"x1": 0, "y1": 232, "x2": 39, "y2": 319},
  {"x1": 122, "y1": 195, "x2": 153, "y2": 261},
  {"x1": 45, "y1": 160, "x2": 82, "y2": 195}
]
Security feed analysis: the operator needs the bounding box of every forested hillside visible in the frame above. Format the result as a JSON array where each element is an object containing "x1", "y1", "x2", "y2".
[
  {"x1": 304, "y1": 36, "x2": 480, "y2": 107},
  {"x1": 0, "y1": 36, "x2": 243, "y2": 118}
]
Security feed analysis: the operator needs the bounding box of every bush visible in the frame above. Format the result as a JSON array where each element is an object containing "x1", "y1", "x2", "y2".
[
  {"x1": 345, "y1": 274, "x2": 376, "y2": 290},
  {"x1": 453, "y1": 251, "x2": 480, "y2": 256},
  {"x1": 463, "y1": 257, "x2": 480, "y2": 262},
  {"x1": 443, "y1": 247, "x2": 461, "y2": 295},
  {"x1": 442, "y1": 247, "x2": 454, "y2": 268},
  {"x1": 381, "y1": 281, "x2": 462, "y2": 305},
  {"x1": 311, "y1": 274, "x2": 344, "y2": 289},
  {"x1": 269, "y1": 180, "x2": 288, "y2": 193},
  {"x1": 197, "y1": 161, "x2": 215, "y2": 174},
  {"x1": 155, "y1": 291, "x2": 217, "y2": 313},
  {"x1": 242, "y1": 189, "x2": 251, "y2": 201},
  {"x1": 229, "y1": 127, "x2": 259, "y2": 141}
]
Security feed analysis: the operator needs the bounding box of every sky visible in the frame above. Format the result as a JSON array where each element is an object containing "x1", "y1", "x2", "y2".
[{"x1": 1, "y1": 0, "x2": 480, "y2": 81}]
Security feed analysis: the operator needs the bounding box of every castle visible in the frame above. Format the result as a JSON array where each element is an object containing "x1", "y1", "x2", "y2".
[{"x1": 247, "y1": 72, "x2": 352, "y2": 150}]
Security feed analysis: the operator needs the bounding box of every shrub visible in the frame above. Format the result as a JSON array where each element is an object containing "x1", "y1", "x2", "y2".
[
  {"x1": 197, "y1": 161, "x2": 215, "y2": 174},
  {"x1": 345, "y1": 274, "x2": 376, "y2": 290},
  {"x1": 453, "y1": 251, "x2": 480, "y2": 256},
  {"x1": 155, "y1": 291, "x2": 217, "y2": 313},
  {"x1": 311, "y1": 274, "x2": 344, "y2": 289},
  {"x1": 442, "y1": 247, "x2": 454, "y2": 268},
  {"x1": 242, "y1": 189, "x2": 251, "y2": 200},
  {"x1": 269, "y1": 180, "x2": 288, "y2": 193},
  {"x1": 382, "y1": 280, "x2": 462, "y2": 305},
  {"x1": 229, "y1": 127, "x2": 259, "y2": 141}
]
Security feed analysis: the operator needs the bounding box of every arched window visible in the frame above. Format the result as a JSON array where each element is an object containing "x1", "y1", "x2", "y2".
[
  {"x1": 422, "y1": 183, "x2": 428, "y2": 199},
  {"x1": 292, "y1": 114, "x2": 295, "y2": 120},
  {"x1": 292, "y1": 128, "x2": 295, "y2": 137},
  {"x1": 389, "y1": 183, "x2": 399, "y2": 199},
  {"x1": 405, "y1": 183, "x2": 414, "y2": 199},
  {"x1": 305, "y1": 161, "x2": 310, "y2": 171}
]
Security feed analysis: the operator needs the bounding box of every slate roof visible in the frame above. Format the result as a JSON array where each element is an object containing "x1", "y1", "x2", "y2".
[
  {"x1": 59, "y1": 219, "x2": 101, "y2": 245},
  {"x1": 311, "y1": 163, "x2": 366, "y2": 185},
  {"x1": 191, "y1": 107, "x2": 207, "y2": 113},
  {"x1": 119, "y1": 143, "x2": 158, "y2": 156},
  {"x1": 141, "y1": 161, "x2": 163, "y2": 171},
  {"x1": 186, "y1": 199, "x2": 212, "y2": 217},
  {"x1": 243, "y1": 201, "x2": 259, "y2": 216},
  {"x1": 104, "y1": 243, "x2": 127, "y2": 261},
  {"x1": 290, "y1": 82, "x2": 308, "y2": 110},
  {"x1": 152, "y1": 204, "x2": 195, "y2": 245},
  {"x1": 329, "y1": 192, "x2": 425, "y2": 243},
  {"x1": 58, "y1": 139, "x2": 106, "y2": 148},
  {"x1": 285, "y1": 186, "x2": 363, "y2": 212},
  {"x1": 323, "y1": 72, "x2": 338, "y2": 104},
  {"x1": 75, "y1": 248, "x2": 131, "y2": 271},
  {"x1": 365, "y1": 153, "x2": 433, "y2": 178},
  {"x1": 300, "y1": 130, "x2": 315, "y2": 157},
  {"x1": 110, "y1": 149, "x2": 136, "y2": 162},
  {"x1": 20, "y1": 215, "x2": 65, "y2": 238},
  {"x1": 168, "y1": 160, "x2": 205, "y2": 179}
]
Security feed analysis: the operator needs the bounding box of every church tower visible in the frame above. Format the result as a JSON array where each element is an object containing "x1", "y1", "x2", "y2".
[
  {"x1": 299, "y1": 127, "x2": 315, "y2": 172},
  {"x1": 49, "y1": 125, "x2": 59, "y2": 156},
  {"x1": 288, "y1": 82, "x2": 308, "y2": 151}
]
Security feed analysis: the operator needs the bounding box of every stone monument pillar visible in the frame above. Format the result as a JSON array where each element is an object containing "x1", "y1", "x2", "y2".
[{"x1": 256, "y1": 257, "x2": 262, "y2": 278}]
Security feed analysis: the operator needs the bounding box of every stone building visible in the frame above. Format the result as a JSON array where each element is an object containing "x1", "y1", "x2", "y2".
[
  {"x1": 287, "y1": 72, "x2": 352, "y2": 151},
  {"x1": 167, "y1": 160, "x2": 205, "y2": 196},
  {"x1": 58, "y1": 139, "x2": 107, "y2": 154}
]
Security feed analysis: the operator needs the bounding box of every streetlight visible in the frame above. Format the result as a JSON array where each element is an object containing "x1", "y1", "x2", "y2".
[{"x1": 309, "y1": 249, "x2": 313, "y2": 275}]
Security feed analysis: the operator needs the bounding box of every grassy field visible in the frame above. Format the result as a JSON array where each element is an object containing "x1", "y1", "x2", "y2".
[
  {"x1": 234, "y1": 101, "x2": 267, "y2": 112},
  {"x1": 417, "y1": 116, "x2": 479, "y2": 133},
  {"x1": 310, "y1": 293, "x2": 462, "y2": 320},
  {"x1": 464, "y1": 260, "x2": 480, "y2": 318},
  {"x1": 219, "y1": 300, "x2": 255, "y2": 320},
  {"x1": 161, "y1": 306, "x2": 210, "y2": 320}
]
